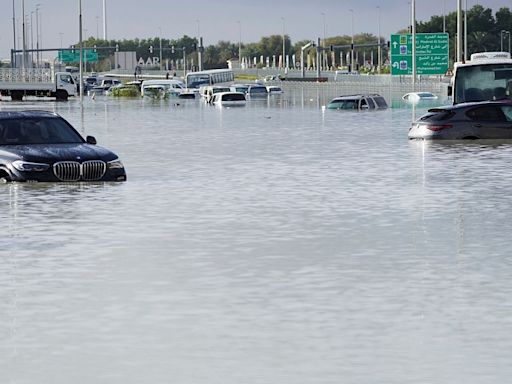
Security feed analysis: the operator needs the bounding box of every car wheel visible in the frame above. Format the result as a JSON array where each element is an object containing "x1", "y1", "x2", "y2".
[
  {"x1": 0, "y1": 176, "x2": 11, "y2": 183},
  {"x1": 56, "y1": 90, "x2": 68, "y2": 101}
]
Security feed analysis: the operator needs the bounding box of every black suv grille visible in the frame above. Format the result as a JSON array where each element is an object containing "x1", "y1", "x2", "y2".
[{"x1": 53, "y1": 160, "x2": 106, "y2": 181}]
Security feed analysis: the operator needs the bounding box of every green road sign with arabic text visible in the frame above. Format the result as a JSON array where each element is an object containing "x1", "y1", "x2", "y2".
[
  {"x1": 390, "y1": 33, "x2": 449, "y2": 75},
  {"x1": 58, "y1": 49, "x2": 98, "y2": 63}
]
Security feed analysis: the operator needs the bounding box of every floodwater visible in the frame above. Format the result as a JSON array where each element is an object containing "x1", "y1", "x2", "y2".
[{"x1": 2, "y1": 92, "x2": 512, "y2": 384}]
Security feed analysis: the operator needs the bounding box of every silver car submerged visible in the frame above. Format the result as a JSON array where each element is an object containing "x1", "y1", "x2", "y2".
[{"x1": 408, "y1": 100, "x2": 512, "y2": 140}]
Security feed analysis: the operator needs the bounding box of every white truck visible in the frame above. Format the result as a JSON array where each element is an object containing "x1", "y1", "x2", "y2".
[
  {"x1": 0, "y1": 68, "x2": 77, "y2": 101},
  {"x1": 451, "y1": 51, "x2": 512, "y2": 104}
]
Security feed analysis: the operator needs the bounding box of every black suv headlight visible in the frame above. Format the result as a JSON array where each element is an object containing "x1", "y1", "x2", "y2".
[
  {"x1": 12, "y1": 160, "x2": 50, "y2": 172},
  {"x1": 107, "y1": 158, "x2": 124, "y2": 170}
]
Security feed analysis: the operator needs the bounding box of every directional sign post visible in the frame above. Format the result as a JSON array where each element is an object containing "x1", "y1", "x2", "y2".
[
  {"x1": 58, "y1": 49, "x2": 98, "y2": 63},
  {"x1": 390, "y1": 33, "x2": 449, "y2": 76}
]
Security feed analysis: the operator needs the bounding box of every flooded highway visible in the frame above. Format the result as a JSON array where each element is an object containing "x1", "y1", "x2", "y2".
[{"x1": 2, "y1": 93, "x2": 512, "y2": 384}]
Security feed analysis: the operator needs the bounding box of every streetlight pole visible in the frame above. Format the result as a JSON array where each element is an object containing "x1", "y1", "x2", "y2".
[
  {"x1": 281, "y1": 17, "x2": 285, "y2": 69},
  {"x1": 457, "y1": 0, "x2": 462, "y2": 62},
  {"x1": 443, "y1": 0, "x2": 446, "y2": 33},
  {"x1": 79, "y1": 0, "x2": 83, "y2": 103},
  {"x1": 349, "y1": 9, "x2": 354, "y2": 73},
  {"x1": 464, "y1": 0, "x2": 468, "y2": 61},
  {"x1": 103, "y1": 0, "x2": 107, "y2": 40},
  {"x1": 159, "y1": 27, "x2": 163, "y2": 71},
  {"x1": 411, "y1": 0, "x2": 416, "y2": 86},
  {"x1": 321, "y1": 12, "x2": 326, "y2": 70},
  {"x1": 12, "y1": 0, "x2": 16, "y2": 68},
  {"x1": 377, "y1": 6, "x2": 381, "y2": 74},
  {"x1": 502, "y1": 30, "x2": 511, "y2": 53},
  {"x1": 36, "y1": 4, "x2": 40, "y2": 67},
  {"x1": 237, "y1": 21, "x2": 241, "y2": 68},
  {"x1": 30, "y1": 11, "x2": 34, "y2": 67},
  {"x1": 22, "y1": 0, "x2": 27, "y2": 70}
]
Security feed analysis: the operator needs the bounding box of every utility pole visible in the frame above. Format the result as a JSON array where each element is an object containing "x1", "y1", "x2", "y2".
[
  {"x1": 377, "y1": 6, "x2": 381, "y2": 74},
  {"x1": 457, "y1": 0, "x2": 463, "y2": 62},
  {"x1": 411, "y1": 0, "x2": 416, "y2": 86},
  {"x1": 79, "y1": 0, "x2": 83, "y2": 103},
  {"x1": 22, "y1": 0, "x2": 27, "y2": 69},
  {"x1": 12, "y1": 0, "x2": 16, "y2": 68},
  {"x1": 103, "y1": 0, "x2": 107, "y2": 40}
]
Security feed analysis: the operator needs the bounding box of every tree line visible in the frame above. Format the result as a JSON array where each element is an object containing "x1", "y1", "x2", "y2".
[{"x1": 55, "y1": 4, "x2": 511, "y2": 71}]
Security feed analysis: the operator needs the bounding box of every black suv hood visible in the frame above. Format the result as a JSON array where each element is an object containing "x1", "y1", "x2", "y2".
[{"x1": 0, "y1": 143, "x2": 118, "y2": 163}]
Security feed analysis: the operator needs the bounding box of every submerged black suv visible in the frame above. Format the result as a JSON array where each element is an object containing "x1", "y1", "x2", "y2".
[{"x1": 0, "y1": 110, "x2": 126, "y2": 182}]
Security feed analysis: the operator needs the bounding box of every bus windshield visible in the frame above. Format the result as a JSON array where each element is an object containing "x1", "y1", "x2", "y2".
[{"x1": 454, "y1": 64, "x2": 512, "y2": 104}]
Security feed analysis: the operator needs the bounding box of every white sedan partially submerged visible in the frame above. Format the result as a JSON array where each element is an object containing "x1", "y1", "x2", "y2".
[{"x1": 402, "y1": 92, "x2": 438, "y2": 103}]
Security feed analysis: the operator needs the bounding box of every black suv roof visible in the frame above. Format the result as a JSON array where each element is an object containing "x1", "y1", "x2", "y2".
[{"x1": 0, "y1": 110, "x2": 59, "y2": 120}]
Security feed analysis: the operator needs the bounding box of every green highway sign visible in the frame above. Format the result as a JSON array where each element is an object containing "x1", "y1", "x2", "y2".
[
  {"x1": 58, "y1": 49, "x2": 98, "y2": 63},
  {"x1": 390, "y1": 33, "x2": 449, "y2": 75}
]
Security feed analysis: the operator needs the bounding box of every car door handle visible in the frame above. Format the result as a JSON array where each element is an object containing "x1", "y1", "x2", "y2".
[{"x1": 473, "y1": 123, "x2": 482, "y2": 128}]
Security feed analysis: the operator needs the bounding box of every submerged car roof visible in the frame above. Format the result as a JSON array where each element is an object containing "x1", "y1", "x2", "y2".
[
  {"x1": 331, "y1": 94, "x2": 384, "y2": 100},
  {"x1": 0, "y1": 110, "x2": 59, "y2": 120}
]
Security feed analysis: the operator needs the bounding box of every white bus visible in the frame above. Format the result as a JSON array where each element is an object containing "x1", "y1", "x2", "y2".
[
  {"x1": 452, "y1": 52, "x2": 512, "y2": 104},
  {"x1": 185, "y1": 69, "x2": 234, "y2": 89}
]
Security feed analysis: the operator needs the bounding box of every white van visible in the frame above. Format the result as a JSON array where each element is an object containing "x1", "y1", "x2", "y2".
[{"x1": 141, "y1": 79, "x2": 187, "y2": 99}]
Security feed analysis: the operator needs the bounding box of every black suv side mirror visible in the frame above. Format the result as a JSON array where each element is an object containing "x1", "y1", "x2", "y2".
[{"x1": 86, "y1": 135, "x2": 97, "y2": 145}]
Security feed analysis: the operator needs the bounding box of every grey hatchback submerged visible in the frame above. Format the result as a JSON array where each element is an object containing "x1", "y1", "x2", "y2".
[{"x1": 408, "y1": 100, "x2": 512, "y2": 140}]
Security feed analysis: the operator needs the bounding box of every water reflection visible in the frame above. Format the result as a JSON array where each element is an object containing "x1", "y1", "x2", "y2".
[{"x1": 2, "y1": 95, "x2": 512, "y2": 383}]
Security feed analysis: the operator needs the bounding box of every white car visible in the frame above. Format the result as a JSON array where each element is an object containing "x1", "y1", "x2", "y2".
[{"x1": 402, "y1": 92, "x2": 438, "y2": 102}]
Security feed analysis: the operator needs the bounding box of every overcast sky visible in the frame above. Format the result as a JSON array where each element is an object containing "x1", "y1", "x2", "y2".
[{"x1": 1, "y1": 0, "x2": 510, "y2": 60}]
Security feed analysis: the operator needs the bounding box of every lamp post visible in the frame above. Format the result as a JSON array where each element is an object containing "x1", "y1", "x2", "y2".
[
  {"x1": 36, "y1": 4, "x2": 40, "y2": 67},
  {"x1": 103, "y1": 0, "x2": 107, "y2": 40},
  {"x1": 377, "y1": 6, "x2": 381, "y2": 74},
  {"x1": 79, "y1": 0, "x2": 83, "y2": 103},
  {"x1": 321, "y1": 12, "x2": 326, "y2": 69},
  {"x1": 159, "y1": 27, "x2": 163, "y2": 71},
  {"x1": 464, "y1": 0, "x2": 468, "y2": 61},
  {"x1": 281, "y1": 17, "x2": 285, "y2": 69},
  {"x1": 456, "y1": 0, "x2": 462, "y2": 62},
  {"x1": 237, "y1": 21, "x2": 241, "y2": 68},
  {"x1": 22, "y1": 0, "x2": 27, "y2": 69},
  {"x1": 12, "y1": 0, "x2": 16, "y2": 68},
  {"x1": 443, "y1": 0, "x2": 446, "y2": 33},
  {"x1": 349, "y1": 9, "x2": 354, "y2": 73},
  {"x1": 501, "y1": 30, "x2": 511, "y2": 53},
  {"x1": 411, "y1": 0, "x2": 416, "y2": 86},
  {"x1": 30, "y1": 11, "x2": 34, "y2": 67}
]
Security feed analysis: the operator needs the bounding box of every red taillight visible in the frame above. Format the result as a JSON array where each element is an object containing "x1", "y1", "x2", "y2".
[{"x1": 426, "y1": 124, "x2": 453, "y2": 132}]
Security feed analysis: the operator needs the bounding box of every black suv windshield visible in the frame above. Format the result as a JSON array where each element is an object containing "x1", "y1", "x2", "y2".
[{"x1": 0, "y1": 117, "x2": 84, "y2": 145}]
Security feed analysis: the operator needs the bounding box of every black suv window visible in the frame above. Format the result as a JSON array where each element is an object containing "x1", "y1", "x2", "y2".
[
  {"x1": 466, "y1": 106, "x2": 506, "y2": 122},
  {"x1": 0, "y1": 117, "x2": 84, "y2": 145}
]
